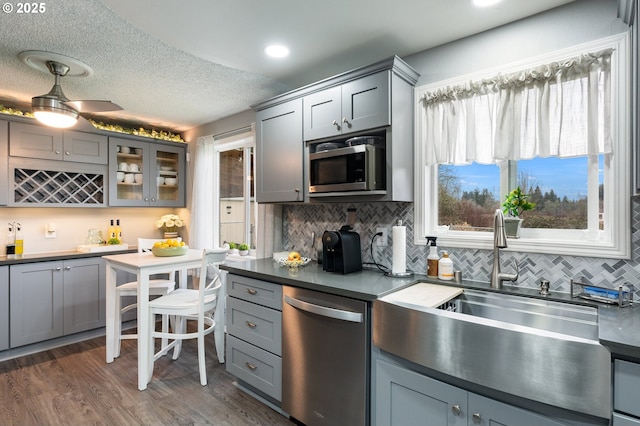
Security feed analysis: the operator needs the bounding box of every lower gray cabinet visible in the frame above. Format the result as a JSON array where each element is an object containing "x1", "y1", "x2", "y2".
[
  {"x1": 375, "y1": 353, "x2": 598, "y2": 426},
  {"x1": 226, "y1": 274, "x2": 283, "y2": 403},
  {"x1": 0, "y1": 266, "x2": 8, "y2": 351},
  {"x1": 9, "y1": 258, "x2": 105, "y2": 348},
  {"x1": 614, "y1": 359, "x2": 640, "y2": 424}
]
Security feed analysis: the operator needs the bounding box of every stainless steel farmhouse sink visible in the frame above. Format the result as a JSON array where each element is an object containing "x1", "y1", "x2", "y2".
[{"x1": 373, "y1": 285, "x2": 611, "y2": 419}]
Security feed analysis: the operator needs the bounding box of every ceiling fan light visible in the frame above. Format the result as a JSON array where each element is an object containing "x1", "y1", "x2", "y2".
[{"x1": 32, "y1": 96, "x2": 79, "y2": 128}]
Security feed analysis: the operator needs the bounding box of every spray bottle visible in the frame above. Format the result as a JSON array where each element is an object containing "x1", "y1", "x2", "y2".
[{"x1": 426, "y1": 236, "x2": 439, "y2": 278}]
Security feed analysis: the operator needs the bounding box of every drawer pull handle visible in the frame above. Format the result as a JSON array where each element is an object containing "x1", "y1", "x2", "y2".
[
  {"x1": 246, "y1": 288, "x2": 258, "y2": 295},
  {"x1": 245, "y1": 321, "x2": 257, "y2": 328},
  {"x1": 245, "y1": 362, "x2": 257, "y2": 371}
]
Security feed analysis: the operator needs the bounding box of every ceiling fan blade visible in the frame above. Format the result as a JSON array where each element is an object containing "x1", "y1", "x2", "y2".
[{"x1": 63, "y1": 100, "x2": 122, "y2": 113}]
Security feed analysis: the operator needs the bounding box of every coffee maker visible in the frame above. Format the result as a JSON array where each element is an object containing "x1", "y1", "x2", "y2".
[{"x1": 322, "y1": 226, "x2": 362, "y2": 274}]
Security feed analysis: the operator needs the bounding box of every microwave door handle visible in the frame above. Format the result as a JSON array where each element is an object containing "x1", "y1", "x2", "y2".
[{"x1": 284, "y1": 295, "x2": 363, "y2": 323}]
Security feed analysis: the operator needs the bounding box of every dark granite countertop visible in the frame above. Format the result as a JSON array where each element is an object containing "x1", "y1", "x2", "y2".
[
  {"x1": 0, "y1": 248, "x2": 136, "y2": 266},
  {"x1": 221, "y1": 258, "x2": 640, "y2": 360}
]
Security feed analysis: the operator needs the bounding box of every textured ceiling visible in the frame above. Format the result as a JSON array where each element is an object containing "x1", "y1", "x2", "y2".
[{"x1": 0, "y1": 0, "x2": 574, "y2": 133}]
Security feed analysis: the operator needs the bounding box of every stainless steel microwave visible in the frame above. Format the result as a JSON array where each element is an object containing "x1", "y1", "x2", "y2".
[{"x1": 309, "y1": 144, "x2": 385, "y2": 194}]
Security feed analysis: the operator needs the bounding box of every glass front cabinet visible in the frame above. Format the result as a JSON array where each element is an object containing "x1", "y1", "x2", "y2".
[{"x1": 108, "y1": 137, "x2": 186, "y2": 207}]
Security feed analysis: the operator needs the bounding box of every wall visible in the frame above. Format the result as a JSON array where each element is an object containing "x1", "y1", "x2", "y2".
[
  {"x1": 282, "y1": 0, "x2": 640, "y2": 295},
  {"x1": 0, "y1": 207, "x2": 175, "y2": 254}
]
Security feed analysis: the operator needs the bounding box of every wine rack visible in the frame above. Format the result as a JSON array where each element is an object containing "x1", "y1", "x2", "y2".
[{"x1": 13, "y1": 167, "x2": 105, "y2": 205}]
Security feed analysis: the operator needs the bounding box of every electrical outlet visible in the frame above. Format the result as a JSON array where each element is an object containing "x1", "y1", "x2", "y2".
[{"x1": 376, "y1": 227, "x2": 388, "y2": 247}]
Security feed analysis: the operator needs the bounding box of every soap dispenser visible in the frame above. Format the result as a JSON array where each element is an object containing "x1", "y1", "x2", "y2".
[
  {"x1": 438, "y1": 250, "x2": 454, "y2": 281},
  {"x1": 426, "y1": 237, "x2": 439, "y2": 278}
]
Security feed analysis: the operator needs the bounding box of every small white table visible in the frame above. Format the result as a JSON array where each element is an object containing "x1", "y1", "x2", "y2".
[{"x1": 103, "y1": 249, "x2": 226, "y2": 390}]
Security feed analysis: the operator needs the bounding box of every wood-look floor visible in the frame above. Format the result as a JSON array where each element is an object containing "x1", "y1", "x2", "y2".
[{"x1": 0, "y1": 331, "x2": 297, "y2": 426}]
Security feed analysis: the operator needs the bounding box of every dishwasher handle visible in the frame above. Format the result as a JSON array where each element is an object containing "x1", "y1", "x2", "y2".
[{"x1": 284, "y1": 295, "x2": 363, "y2": 323}]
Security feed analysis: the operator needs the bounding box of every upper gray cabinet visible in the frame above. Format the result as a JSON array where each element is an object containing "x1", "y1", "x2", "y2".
[
  {"x1": 9, "y1": 121, "x2": 107, "y2": 164},
  {"x1": 0, "y1": 120, "x2": 7, "y2": 206},
  {"x1": 252, "y1": 55, "x2": 419, "y2": 203},
  {"x1": 303, "y1": 71, "x2": 390, "y2": 141},
  {"x1": 255, "y1": 99, "x2": 304, "y2": 203}
]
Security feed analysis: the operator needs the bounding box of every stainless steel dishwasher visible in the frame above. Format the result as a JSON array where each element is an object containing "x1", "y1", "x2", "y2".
[{"x1": 282, "y1": 286, "x2": 369, "y2": 426}]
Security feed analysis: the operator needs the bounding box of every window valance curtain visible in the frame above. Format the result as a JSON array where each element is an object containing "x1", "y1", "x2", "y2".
[{"x1": 420, "y1": 48, "x2": 613, "y2": 165}]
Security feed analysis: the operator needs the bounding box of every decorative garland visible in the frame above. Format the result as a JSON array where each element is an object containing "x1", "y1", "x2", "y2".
[{"x1": 0, "y1": 104, "x2": 184, "y2": 143}]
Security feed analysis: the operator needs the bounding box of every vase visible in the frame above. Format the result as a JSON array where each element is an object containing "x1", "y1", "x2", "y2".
[
  {"x1": 503, "y1": 217, "x2": 523, "y2": 238},
  {"x1": 163, "y1": 231, "x2": 179, "y2": 239}
]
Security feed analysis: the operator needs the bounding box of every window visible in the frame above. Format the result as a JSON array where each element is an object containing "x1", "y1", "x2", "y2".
[{"x1": 415, "y1": 34, "x2": 630, "y2": 258}]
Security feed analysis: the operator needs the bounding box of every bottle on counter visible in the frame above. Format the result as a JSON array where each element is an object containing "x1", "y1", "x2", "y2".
[
  {"x1": 6, "y1": 222, "x2": 16, "y2": 258},
  {"x1": 108, "y1": 219, "x2": 116, "y2": 241},
  {"x1": 438, "y1": 250, "x2": 454, "y2": 281},
  {"x1": 14, "y1": 223, "x2": 23, "y2": 257},
  {"x1": 115, "y1": 219, "x2": 122, "y2": 243},
  {"x1": 426, "y1": 236, "x2": 439, "y2": 278}
]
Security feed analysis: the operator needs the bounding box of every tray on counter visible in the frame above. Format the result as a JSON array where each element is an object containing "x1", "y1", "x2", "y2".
[{"x1": 77, "y1": 244, "x2": 129, "y2": 253}]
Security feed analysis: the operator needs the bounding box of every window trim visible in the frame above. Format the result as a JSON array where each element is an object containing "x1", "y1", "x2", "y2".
[{"x1": 414, "y1": 33, "x2": 631, "y2": 259}]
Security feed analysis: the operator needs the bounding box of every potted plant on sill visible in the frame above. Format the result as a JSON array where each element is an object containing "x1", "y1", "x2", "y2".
[
  {"x1": 501, "y1": 186, "x2": 535, "y2": 238},
  {"x1": 227, "y1": 242, "x2": 239, "y2": 255},
  {"x1": 238, "y1": 243, "x2": 250, "y2": 256}
]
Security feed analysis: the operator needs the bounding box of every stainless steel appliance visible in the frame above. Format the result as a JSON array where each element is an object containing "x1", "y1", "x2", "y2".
[
  {"x1": 321, "y1": 228, "x2": 362, "y2": 274},
  {"x1": 282, "y1": 286, "x2": 369, "y2": 426},
  {"x1": 309, "y1": 143, "x2": 385, "y2": 194}
]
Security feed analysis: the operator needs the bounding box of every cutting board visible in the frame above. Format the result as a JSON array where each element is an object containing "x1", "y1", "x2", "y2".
[{"x1": 382, "y1": 283, "x2": 463, "y2": 308}]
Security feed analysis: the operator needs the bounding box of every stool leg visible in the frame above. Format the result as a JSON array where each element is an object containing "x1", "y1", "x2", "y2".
[
  {"x1": 160, "y1": 314, "x2": 169, "y2": 351},
  {"x1": 115, "y1": 292, "x2": 122, "y2": 358}
]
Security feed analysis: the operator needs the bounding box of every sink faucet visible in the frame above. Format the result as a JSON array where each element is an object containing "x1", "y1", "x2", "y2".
[{"x1": 491, "y1": 209, "x2": 519, "y2": 289}]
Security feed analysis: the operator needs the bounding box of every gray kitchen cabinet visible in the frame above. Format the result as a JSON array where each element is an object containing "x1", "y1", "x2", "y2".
[
  {"x1": 226, "y1": 274, "x2": 283, "y2": 403},
  {"x1": 0, "y1": 120, "x2": 7, "y2": 206},
  {"x1": 614, "y1": 359, "x2": 640, "y2": 423},
  {"x1": 255, "y1": 98, "x2": 304, "y2": 203},
  {"x1": 63, "y1": 258, "x2": 106, "y2": 334},
  {"x1": 9, "y1": 258, "x2": 106, "y2": 348},
  {"x1": 303, "y1": 71, "x2": 390, "y2": 141},
  {"x1": 9, "y1": 121, "x2": 108, "y2": 164},
  {"x1": 0, "y1": 266, "x2": 8, "y2": 351},
  {"x1": 10, "y1": 261, "x2": 65, "y2": 347},
  {"x1": 375, "y1": 356, "x2": 467, "y2": 426},
  {"x1": 108, "y1": 137, "x2": 186, "y2": 207},
  {"x1": 375, "y1": 352, "x2": 599, "y2": 426}
]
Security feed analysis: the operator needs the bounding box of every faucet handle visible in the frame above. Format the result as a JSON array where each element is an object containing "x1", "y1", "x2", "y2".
[{"x1": 509, "y1": 258, "x2": 519, "y2": 282}]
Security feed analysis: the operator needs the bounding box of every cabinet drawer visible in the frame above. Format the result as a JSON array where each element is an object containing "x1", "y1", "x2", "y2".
[
  {"x1": 615, "y1": 360, "x2": 640, "y2": 417},
  {"x1": 226, "y1": 335, "x2": 282, "y2": 401},
  {"x1": 227, "y1": 297, "x2": 282, "y2": 355},
  {"x1": 227, "y1": 274, "x2": 282, "y2": 310},
  {"x1": 613, "y1": 413, "x2": 640, "y2": 426}
]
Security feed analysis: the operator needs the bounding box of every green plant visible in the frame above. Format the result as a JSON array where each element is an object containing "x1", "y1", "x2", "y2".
[
  {"x1": 238, "y1": 243, "x2": 249, "y2": 251},
  {"x1": 502, "y1": 186, "x2": 535, "y2": 217},
  {"x1": 107, "y1": 237, "x2": 121, "y2": 245},
  {"x1": 228, "y1": 242, "x2": 238, "y2": 250}
]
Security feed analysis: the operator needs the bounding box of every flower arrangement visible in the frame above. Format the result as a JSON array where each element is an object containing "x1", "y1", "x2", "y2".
[
  {"x1": 155, "y1": 214, "x2": 185, "y2": 233},
  {"x1": 502, "y1": 186, "x2": 535, "y2": 217}
]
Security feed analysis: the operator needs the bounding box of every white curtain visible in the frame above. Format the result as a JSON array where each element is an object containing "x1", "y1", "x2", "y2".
[
  {"x1": 420, "y1": 48, "x2": 613, "y2": 165},
  {"x1": 189, "y1": 135, "x2": 216, "y2": 251}
]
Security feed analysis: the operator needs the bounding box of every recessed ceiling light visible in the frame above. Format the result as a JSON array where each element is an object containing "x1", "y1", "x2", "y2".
[
  {"x1": 265, "y1": 45, "x2": 289, "y2": 58},
  {"x1": 472, "y1": 0, "x2": 502, "y2": 6}
]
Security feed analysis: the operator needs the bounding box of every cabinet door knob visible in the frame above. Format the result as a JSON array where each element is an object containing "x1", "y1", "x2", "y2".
[
  {"x1": 55, "y1": 267, "x2": 62, "y2": 271},
  {"x1": 144, "y1": 197, "x2": 149, "y2": 202},
  {"x1": 294, "y1": 188, "x2": 300, "y2": 193},
  {"x1": 451, "y1": 405, "x2": 461, "y2": 416},
  {"x1": 150, "y1": 197, "x2": 156, "y2": 202},
  {"x1": 55, "y1": 150, "x2": 61, "y2": 155},
  {"x1": 332, "y1": 119, "x2": 340, "y2": 129},
  {"x1": 472, "y1": 413, "x2": 482, "y2": 424},
  {"x1": 245, "y1": 362, "x2": 257, "y2": 371},
  {"x1": 65, "y1": 151, "x2": 71, "y2": 156},
  {"x1": 342, "y1": 117, "x2": 351, "y2": 126},
  {"x1": 65, "y1": 266, "x2": 71, "y2": 270}
]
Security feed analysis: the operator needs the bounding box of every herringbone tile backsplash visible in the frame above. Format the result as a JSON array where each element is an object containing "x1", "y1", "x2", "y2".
[{"x1": 283, "y1": 200, "x2": 640, "y2": 297}]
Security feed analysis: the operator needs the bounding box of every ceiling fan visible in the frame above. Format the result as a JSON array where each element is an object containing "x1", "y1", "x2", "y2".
[{"x1": 20, "y1": 50, "x2": 122, "y2": 128}]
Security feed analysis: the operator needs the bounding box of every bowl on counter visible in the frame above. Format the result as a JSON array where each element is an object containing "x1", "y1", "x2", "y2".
[{"x1": 151, "y1": 245, "x2": 188, "y2": 257}]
